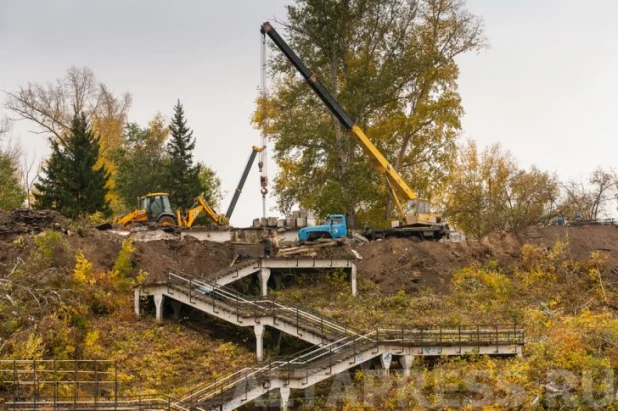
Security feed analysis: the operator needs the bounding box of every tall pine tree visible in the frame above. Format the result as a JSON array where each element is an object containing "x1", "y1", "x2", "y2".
[
  {"x1": 35, "y1": 112, "x2": 111, "y2": 217},
  {"x1": 166, "y1": 100, "x2": 201, "y2": 209}
]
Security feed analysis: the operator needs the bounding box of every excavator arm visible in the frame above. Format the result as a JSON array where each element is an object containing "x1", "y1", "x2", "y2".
[
  {"x1": 261, "y1": 22, "x2": 418, "y2": 221},
  {"x1": 177, "y1": 195, "x2": 225, "y2": 228}
]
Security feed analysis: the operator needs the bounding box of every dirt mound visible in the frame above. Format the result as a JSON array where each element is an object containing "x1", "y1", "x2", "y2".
[
  {"x1": 65, "y1": 230, "x2": 234, "y2": 284},
  {"x1": 0, "y1": 209, "x2": 66, "y2": 240},
  {"x1": 132, "y1": 235, "x2": 234, "y2": 283},
  {"x1": 355, "y1": 225, "x2": 618, "y2": 294}
]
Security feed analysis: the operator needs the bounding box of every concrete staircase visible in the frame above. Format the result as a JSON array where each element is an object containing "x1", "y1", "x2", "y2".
[
  {"x1": 138, "y1": 270, "x2": 525, "y2": 410},
  {"x1": 138, "y1": 270, "x2": 361, "y2": 356}
]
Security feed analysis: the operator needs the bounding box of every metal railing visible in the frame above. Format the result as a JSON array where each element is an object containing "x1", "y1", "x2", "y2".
[
  {"x1": 375, "y1": 324, "x2": 525, "y2": 347},
  {"x1": 182, "y1": 331, "x2": 378, "y2": 409},
  {"x1": 3, "y1": 395, "x2": 188, "y2": 411},
  {"x1": 143, "y1": 270, "x2": 526, "y2": 410},
  {"x1": 165, "y1": 270, "x2": 359, "y2": 343},
  {"x1": 0, "y1": 360, "x2": 117, "y2": 409}
]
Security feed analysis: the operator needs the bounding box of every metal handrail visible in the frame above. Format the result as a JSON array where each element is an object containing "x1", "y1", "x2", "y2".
[
  {"x1": 185, "y1": 331, "x2": 378, "y2": 407},
  {"x1": 159, "y1": 270, "x2": 525, "y2": 410},
  {"x1": 166, "y1": 270, "x2": 358, "y2": 340}
]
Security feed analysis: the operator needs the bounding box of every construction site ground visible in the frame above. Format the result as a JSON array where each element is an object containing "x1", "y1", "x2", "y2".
[
  {"x1": 2, "y1": 209, "x2": 618, "y2": 408},
  {"x1": 1, "y1": 210, "x2": 617, "y2": 294}
]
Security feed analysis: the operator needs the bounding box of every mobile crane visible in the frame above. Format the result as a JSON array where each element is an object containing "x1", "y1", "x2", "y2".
[{"x1": 261, "y1": 22, "x2": 449, "y2": 240}]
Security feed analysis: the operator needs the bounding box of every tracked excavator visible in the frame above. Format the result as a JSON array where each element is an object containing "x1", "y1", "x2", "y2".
[
  {"x1": 103, "y1": 146, "x2": 265, "y2": 230},
  {"x1": 261, "y1": 22, "x2": 449, "y2": 240}
]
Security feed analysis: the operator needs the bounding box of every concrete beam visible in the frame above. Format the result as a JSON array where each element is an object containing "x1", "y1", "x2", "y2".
[{"x1": 259, "y1": 258, "x2": 355, "y2": 269}]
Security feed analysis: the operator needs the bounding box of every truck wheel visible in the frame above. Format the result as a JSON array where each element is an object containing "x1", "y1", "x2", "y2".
[{"x1": 158, "y1": 216, "x2": 176, "y2": 227}]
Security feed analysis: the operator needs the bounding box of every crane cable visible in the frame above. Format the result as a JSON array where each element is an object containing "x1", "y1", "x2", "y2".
[{"x1": 259, "y1": 32, "x2": 269, "y2": 219}]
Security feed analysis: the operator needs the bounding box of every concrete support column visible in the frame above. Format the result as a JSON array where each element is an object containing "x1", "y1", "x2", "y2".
[
  {"x1": 154, "y1": 294, "x2": 164, "y2": 322},
  {"x1": 399, "y1": 355, "x2": 414, "y2": 377},
  {"x1": 259, "y1": 268, "x2": 271, "y2": 297},
  {"x1": 134, "y1": 289, "x2": 141, "y2": 317},
  {"x1": 379, "y1": 353, "x2": 393, "y2": 376},
  {"x1": 171, "y1": 300, "x2": 182, "y2": 320},
  {"x1": 254, "y1": 324, "x2": 265, "y2": 361},
  {"x1": 350, "y1": 265, "x2": 357, "y2": 297},
  {"x1": 279, "y1": 386, "x2": 290, "y2": 410}
]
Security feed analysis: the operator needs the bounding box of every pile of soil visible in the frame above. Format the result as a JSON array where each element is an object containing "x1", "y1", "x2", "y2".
[
  {"x1": 0, "y1": 209, "x2": 66, "y2": 240},
  {"x1": 67, "y1": 230, "x2": 234, "y2": 284},
  {"x1": 1, "y1": 209, "x2": 615, "y2": 295},
  {"x1": 354, "y1": 225, "x2": 618, "y2": 293}
]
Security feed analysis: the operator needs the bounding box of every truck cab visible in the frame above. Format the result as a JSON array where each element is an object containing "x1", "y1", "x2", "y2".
[{"x1": 298, "y1": 214, "x2": 347, "y2": 242}]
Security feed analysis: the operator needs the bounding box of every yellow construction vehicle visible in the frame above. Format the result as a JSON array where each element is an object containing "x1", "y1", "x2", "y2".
[
  {"x1": 176, "y1": 194, "x2": 228, "y2": 227},
  {"x1": 262, "y1": 22, "x2": 448, "y2": 240},
  {"x1": 105, "y1": 192, "x2": 225, "y2": 230}
]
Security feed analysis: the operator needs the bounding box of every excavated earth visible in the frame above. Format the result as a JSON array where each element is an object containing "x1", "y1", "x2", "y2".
[
  {"x1": 355, "y1": 225, "x2": 618, "y2": 293},
  {"x1": 0, "y1": 210, "x2": 617, "y2": 294}
]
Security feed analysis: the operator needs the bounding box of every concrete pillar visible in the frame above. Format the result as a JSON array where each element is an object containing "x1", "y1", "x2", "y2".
[
  {"x1": 171, "y1": 300, "x2": 182, "y2": 320},
  {"x1": 134, "y1": 289, "x2": 141, "y2": 317},
  {"x1": 255, "y1": 324, "x2": 265, "y2": 361},
  {"x1": 350, "y1": 265, "x2": 357, "y2": 297},
  {"x1": 259, "y1": 268, "x2": 271, "y2": 297},
  {"x1": 379, "y1": 353, "x2": 393, "y2": 376},
  {"x1": 279, "y1": 386, "x2": 290, "y2": 410},
  {"x1": 399, "y1": 355, "x2": 414, "y2": 377},
  {"x1": 154, "y1": 294, "x2": 164, "y2": 322}
]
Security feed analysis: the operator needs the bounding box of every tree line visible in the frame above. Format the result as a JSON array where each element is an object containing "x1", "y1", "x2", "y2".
[
  {"x1": 1, "y1": 67, "x2": 220, "y2": 220},
  {"x1": 253, "y1": 0, "x2": 617, "y2": 237},
  {"x1": 2, "y1": 0, "x2": 617, "y2": 237}
]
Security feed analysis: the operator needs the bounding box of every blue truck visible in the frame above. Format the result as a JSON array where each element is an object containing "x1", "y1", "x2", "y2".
[{"x1": 298, "y1": 214, "x2": 348, "y2": 242}]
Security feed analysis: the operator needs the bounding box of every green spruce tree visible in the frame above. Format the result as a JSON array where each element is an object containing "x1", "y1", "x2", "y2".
[
  {"x1": 34, "y1": 113, "x2": 111, "y2": 217},
  {"x1": 166, "y1": 100, "x2": 201, "y2": 210}
]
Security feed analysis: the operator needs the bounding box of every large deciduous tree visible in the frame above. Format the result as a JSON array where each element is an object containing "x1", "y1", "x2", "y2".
[
  {"x1": 255, "y1": 0, "x2": 485, "y2": 227},
  {"x1": 166, "y1": 100, "x2": 201, "y2": 210},
  {"x1": 4, "y1": 67, "x2": 131, "y2": 210},
  {"x1": 558, "y1": 167, "x2": 617, "y2": 221},
  {"x1": 444, "y1": 141, "x2": 558, "y2": 238},
  {"x1": 34, "y1": 113, "x2": 110, "y2": 218}
]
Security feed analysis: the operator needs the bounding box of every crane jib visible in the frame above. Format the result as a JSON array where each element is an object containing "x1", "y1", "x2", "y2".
[
  {"x1": 261, "y1": 22, "x2": 355, "y2": 130},
  {"x1": 260, "y1": 21, "x2": 421, "y2": 205}
]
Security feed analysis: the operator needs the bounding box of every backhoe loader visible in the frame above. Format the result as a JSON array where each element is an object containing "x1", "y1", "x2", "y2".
[{"x1": 100, "y1": 192, "x2": 225, "y2": 230}]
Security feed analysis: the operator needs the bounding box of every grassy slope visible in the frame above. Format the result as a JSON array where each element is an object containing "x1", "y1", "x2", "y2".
[
  {"x1": 272, "y1": 241, "x2": 618, "y2": 409},
  {"x1": 0, "y1": 230, "x2": 253, "y2": 402}
]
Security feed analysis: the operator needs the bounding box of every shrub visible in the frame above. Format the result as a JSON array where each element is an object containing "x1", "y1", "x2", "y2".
[{"x1": 113, "y1": 239, "x2": 135, "y2": 278}]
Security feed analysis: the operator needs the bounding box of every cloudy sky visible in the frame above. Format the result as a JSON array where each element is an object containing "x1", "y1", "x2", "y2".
[{"x1": 1, "y1": 0, "x2": 616, "y2": 225}]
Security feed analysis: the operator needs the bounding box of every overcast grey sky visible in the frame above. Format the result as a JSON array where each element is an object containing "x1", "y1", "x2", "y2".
[{"x1": 1, "y1": 0, "x2": 617, "y2": 226}]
